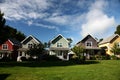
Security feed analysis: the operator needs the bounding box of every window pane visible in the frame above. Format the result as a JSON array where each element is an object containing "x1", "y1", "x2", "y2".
[
  {"x1": 2, "y1": 44, "x2": 8, "y2": 50},
  {"x1": 57, "y1": 43, "x2": 62, "y2": 47},
  {"x1": 28, "y1": 44, "x2": 32, "y2": 48},
  {"x1": 86, "y1": 42, "x2": 92, "y2": 47}
]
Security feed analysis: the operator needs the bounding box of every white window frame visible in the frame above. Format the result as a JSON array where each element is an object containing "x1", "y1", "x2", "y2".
[
  {"x1": 2, "y1": 44, "x2": 8, "y2": 50},
  {"x1": 86, "y1": 41, "x2": 92, "y2": 47},
  {"x1": 28, "y1": 44, "x2": 33, "y2": 48},
  {"x1": 57, "y1": 43, "x2": 62, "y2": 47}
]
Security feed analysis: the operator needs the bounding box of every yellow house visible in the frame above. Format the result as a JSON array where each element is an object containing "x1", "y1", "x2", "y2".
[{"x1": 99, "y1": 34, "x2": 120, "y2": 55}]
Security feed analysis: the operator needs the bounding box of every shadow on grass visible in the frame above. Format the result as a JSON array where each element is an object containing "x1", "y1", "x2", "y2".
[
  {"x1": 0, "y1": 60, "x2": 100, "y2": 67},
  {"x1": 0, "y1": 74, "x2": 10, "y2": 80}
]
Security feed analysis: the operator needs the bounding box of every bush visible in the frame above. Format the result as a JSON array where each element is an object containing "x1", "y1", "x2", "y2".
[
  {"x1": 21, "y1": 56, "x2": 27, "y2": 61},
  {"x1": 0, "y1": 57, "x2": 11, "y2": 62},
  {"x1": 42, "y1": 54, "x2": 61, "y2": 61},
  {"x1": 90, "y1": 56, "x2": 96, "y2": 60},
  {"x1": 111, "y1": 55, "x2": 118, "y2": 60},
  {"x1": 101, "y1": 55, "x2": 111, "y2": 60}
]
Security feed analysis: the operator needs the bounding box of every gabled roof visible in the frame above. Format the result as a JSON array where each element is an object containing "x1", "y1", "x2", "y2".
[
  {"x1": 99, "y1": 34, "x2": 119, "y2": 45},
  {"x1": 21, "y1": 35, "x2": 41, "y2": 44},
  {"x1": 50, "y1": 34, "x2": 69, "y2": 43},
  {"x1": 8, "y1": 38, "x2": 21, "y2": 46},
  {"x1": 77, "y1": 34, "x2": 97, "y2": 44}
]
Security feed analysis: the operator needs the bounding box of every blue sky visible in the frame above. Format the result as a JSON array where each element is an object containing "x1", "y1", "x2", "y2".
[{"x1": 0, "y1": 0, "x2": 120, "y2": 46}]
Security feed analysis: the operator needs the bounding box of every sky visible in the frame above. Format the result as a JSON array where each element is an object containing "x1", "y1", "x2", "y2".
[{"x1": 0, "y1": 0, "x2": 120, "y2": 46}]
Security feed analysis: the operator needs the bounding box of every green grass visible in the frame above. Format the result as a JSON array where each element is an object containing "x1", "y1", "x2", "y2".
[{"x1": 0, "y1": 60, "x2": 120, "y2": 80}]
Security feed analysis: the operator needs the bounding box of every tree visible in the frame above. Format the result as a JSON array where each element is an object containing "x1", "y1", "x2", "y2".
[
  {"x1": 0, "y1": 11, "x2": 7, "y2": 43},
  {"x1": 0, "y1": 10, "x2": 25, "y2": 44},
  {"x1": 114, "y1": 25, "x2": 120, "y2": 35},
  {"x1": 27, "y1": 43, "x2": 45, "y2": 60},
  {"x1": 111, "y1": 42, "x2": 120, "y2": 55},
  {"x1": 67, "y1": 38, "x2": 73, "y2": 47},
  {"x1": 72, "y1": 46, "x2": 85, "y2": 61}
]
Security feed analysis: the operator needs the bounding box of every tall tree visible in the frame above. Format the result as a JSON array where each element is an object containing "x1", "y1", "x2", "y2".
[
  {"x1": 114, "y1": 25, "x2": 120, "y2": 35},
  {"x1": 0, "y1": 11, "x2": 25, "y2": 44},
  {"x1": 0, "y1": 11, "x2": 7, "y2": 43}
]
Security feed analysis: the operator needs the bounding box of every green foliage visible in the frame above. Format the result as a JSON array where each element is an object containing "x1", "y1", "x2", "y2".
[
  {"x1": 110, "y1": 55, "x2": 118, "y2": 60},
  {"x1": 72, "y1": 46, "x2": 85, "y2": 61},
  {"x1": 27, "y1": 43, "x2": 45, "y2": 58},
  {"x1": 42, "y1": 54, "x2": 61, "y2": 61},
  {"x1": 110, "y1": 42, "x2": 120, "y2": 55},
  {"x1": 0, "y1": 10, "x2": 25, "y2": 44},
  {"x1": 115, "y1": 25, "x2": 120, "y2": 35}
]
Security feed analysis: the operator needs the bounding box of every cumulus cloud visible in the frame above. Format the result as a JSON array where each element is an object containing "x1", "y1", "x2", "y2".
[
  {"x1": 80, "y1": 0, "x2": 115, "y2": 37},
  {"x1": 0, "y1": 0, "x2": 116, "y2": 38}
]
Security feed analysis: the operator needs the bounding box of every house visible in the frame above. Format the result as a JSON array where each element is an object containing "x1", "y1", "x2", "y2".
[
  {"x1": 99, "y1": 34, "x2": 120, "y2": 56},
  {"x1": 49, "y1": 34, "x2": 73, "y2": 60},
  {"x1": 76, "y1": 34, "x2": 101, "y2": 59},
  {"x1": 0, "y1": 38, "x2": 21, "y2": 60},
  {"x1": 18, "y1": 35, "x2": 42, "y2": 59}
]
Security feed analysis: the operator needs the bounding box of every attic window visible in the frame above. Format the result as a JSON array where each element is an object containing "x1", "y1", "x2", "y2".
[
  {"x1": 86, "y1": 41, "x2": 92, "y2": 47},
  {"x1": 28, "y1": 44, "x2": 33, "y2": 48},
  {"x1": 2, "y1": 44, "x2": 8, "y2": 50},
  {"x1": 117, "y1": 42, "x2": 120, "y2": 48},
  {"x1": 57, "y1": 43, "x2": 62, "y2": 47}
]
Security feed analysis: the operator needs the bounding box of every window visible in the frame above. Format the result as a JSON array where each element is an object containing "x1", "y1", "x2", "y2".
[
  {"x1": 57, "y1": 43, "x2": 62, "y2": 47},
  {"x1": 2, "y1": 44, "x2": 8, "y2": 50},
  {"x1": 117, "y1": 42, "x2": 120, "y2": 48},
  {"x1": 57, "y1": 51, "x2": 62, "y2": 56},
  {"x1": 86, "y1": 41, "x2": 92, "y2": 47},
  {"x1": 28, "y1": 44, "x2": 33, "y2": 48}
]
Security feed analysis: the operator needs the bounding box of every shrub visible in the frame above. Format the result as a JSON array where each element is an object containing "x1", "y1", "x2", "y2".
[
  {"x1": 21, "y1": 56, "x2": 27, "y2": 61},
  {"x1": 101, "y1": 55, "x2": 111, "y2": 60},
  {"x1": 42, "y1": 54, "x2": 61, "y2": 61},
  {"x1": 111, "y1": 55, "x2": 118, "y2": 60},
  {"x1": 0, "y1": 57, "x2": 11, "y2": 62}
]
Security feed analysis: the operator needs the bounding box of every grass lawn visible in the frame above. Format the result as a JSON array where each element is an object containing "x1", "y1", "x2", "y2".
[{"x1": 0, "y1": 60, "x2": 120, "y2": 80}]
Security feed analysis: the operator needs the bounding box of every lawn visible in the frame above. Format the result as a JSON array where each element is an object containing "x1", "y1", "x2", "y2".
[{"x1": 0, "y1": 60, "x2": 120, "y2": 80}]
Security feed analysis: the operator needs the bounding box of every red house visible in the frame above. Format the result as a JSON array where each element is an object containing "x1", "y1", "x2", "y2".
[{"x1": 0, "y1": 38, "x2": 21, "y2": 60}]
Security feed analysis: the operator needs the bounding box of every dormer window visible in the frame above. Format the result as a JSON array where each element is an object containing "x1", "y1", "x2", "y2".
[
  {"x1": 86, "y1": 41, "x2": 92, "y2": 47},
  {"x1": 57, "y1": 43, "x2": 62, "y2": 47},
  {"x1": 2, "y1": 44, "x2": 8, "y2": 50}
]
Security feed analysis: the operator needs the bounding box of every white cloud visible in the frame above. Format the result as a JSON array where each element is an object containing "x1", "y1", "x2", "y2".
[
  {"x1": 0, "y1": 0, "x2": 51, "y2": 20},
  {"x1": 80, "y1": 0, "x2": 115, "y2": 37},
  {"x1": 0, "y1": 0, "x2": 117, "y2": 39},
  {"x1": 34, "y1": 23, "x2": 59, "y2": 31},
  {"x1": 45, "y1": 15, "x2": 70, "y2": 25},
  {"x1": 27, "y1": 20, "x2": 33, "y2": 26}
]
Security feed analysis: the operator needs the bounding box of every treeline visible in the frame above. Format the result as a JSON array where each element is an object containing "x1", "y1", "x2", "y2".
[{"x1": 0, "y1": 11, "x2": 25, "y2": 44}]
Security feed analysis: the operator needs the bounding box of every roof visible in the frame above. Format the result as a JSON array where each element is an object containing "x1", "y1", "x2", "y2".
[
  {"x1": 50, "y1": 34, "x2": 69, "y2": 43},
  {"x1": 21, "y1": 35, "x2": 41, "y2": 44},
  {"x1": 18, "y1": 48, "x2": 29, "y2": 51},
  {"x1": 85, "y1": 47, "x2": 101, "y2": 50},
  {"x1": 99, "y1": 34, "x2": 119, "y2": 45},
  {"x1": 77, "y1": 34, "x2": 97, "y2": 44},
  {"x1": 49, "y1": 47, "x2": 70, "y2": 50},
  {"x1": 8, "y1": 38, "x2": 21, "y2": 46}
]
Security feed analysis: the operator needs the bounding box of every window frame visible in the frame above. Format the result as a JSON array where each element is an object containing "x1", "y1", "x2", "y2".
[
  {"x1": 28, "y1": 44, "x2": 33, "y2": 48},
  {"x1": 85, "y1": 41, "x2": 92, "y2": 47},
  {"x1": 2, "y1": 44, "x2": 8, "y2": 50},
  {"x1": 57, "y1": 43, "x2": 62, "y2": 47}
]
